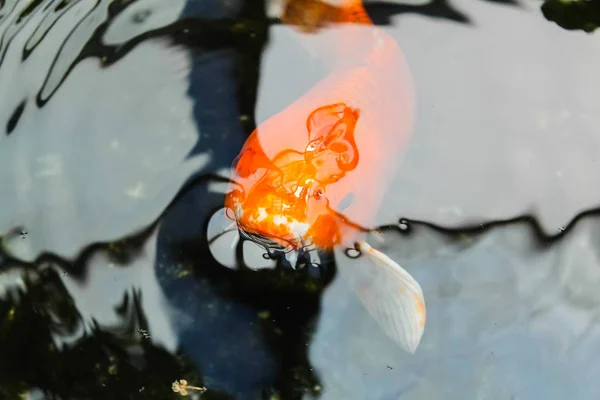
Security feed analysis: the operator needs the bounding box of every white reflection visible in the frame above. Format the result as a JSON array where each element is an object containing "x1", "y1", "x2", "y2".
[{"x1": 0, "y1": 36, "x2": 207, "y2": 261}]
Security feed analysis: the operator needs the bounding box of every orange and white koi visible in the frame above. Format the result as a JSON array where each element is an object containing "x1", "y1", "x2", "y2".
[{"x1": 221, "y1": 0, "x2": 426, "y2": 353}]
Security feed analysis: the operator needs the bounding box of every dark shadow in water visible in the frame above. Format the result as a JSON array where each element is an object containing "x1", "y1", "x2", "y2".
[
  {"x1": 5, "y1": 195, "x2": 600, "y2": 398},
  {"x1": 385, "y1": 203, "x2": 596, "y2": 249},
  {"x1": 0, "y1": 0, "x2": 585, "y2": 111},
  {"x1": 0, "y1": 173, "x2": 234, "y2": 280},
  {"x1": 366, "y1": 0, "x2": 472, "y2": 26},
  {"x1": 0, "y1": 267, "x2": 228, "y2": 400},
  {"x1": 541, "y1": 0, "x2": 600, "y2": 33},
  {"x1": 264, "y1": 0, "x2": 523, "y2": 27},
  {"x1": 0, "y1": 172, "x2": 334, "y2": 399},
  {"x1": 159, "y1": 224, "x2": 335, "y2": 399},
  {"x1": 364, "y1": 0, "x2": 600, "y2": 34},
  {"x1": 151, "y1": 0, "x2": 304, "y2": 397}
]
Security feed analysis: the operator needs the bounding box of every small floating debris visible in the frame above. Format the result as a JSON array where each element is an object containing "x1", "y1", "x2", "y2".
[
  {"x1": 172, "y1": 379, "x2": 206, "y2": 396},
  {"x1": 257, "y1": 310, "x2": 270, "y2": 319}
]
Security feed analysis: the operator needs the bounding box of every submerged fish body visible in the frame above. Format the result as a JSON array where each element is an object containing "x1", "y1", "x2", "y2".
[{"x1": 222, "y1": 0, "x2": 426, "y2": 353}]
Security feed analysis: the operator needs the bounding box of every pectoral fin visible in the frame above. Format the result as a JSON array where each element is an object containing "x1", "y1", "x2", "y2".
[
  {"x1": 207, "y1": 207, "x2": 239, "y2": 269},
  {"x1": 335, "y1": 241, "x2": 426, "y2": 353}
]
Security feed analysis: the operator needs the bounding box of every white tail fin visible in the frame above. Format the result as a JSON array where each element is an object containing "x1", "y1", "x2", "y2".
[{"x1": 335, "y1": 241, "x2": 426, "y2": 353}]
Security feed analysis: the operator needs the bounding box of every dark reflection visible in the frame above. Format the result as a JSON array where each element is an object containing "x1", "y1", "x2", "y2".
[
  {"x1": 160, "y1": 232, "x2": 334, "y2": 398},
  {"x1": 16, "y1": 0, "x2": 44, "y2": 23},
  {"x1": 541, "y1": 0, "x2": 600, "y2": 33},
  {"x1": 5, "y1": 203, "x2": 600, "y2": 397},
  {"x1": 365, "y1": 0, "x2": 600, "y2": 34},
  {"x1": 0, "y1": 0, "x2": 579, "y2": 122},
  {"x1": 270, "y1": 0, "x2": 522, "y2": 28},
  {"x1": 0, "y1": 267, "x2": 215, "y2": 400},
  {"x1": 152, "y1": 0, "x2": 314, "y2": 397},
  {"x1": 366, "y1": 0, "x2": 472, "y2": 26},
  {"x1": 29, "y1": 0, "x2": 270, "y2": 110},
  {"x1": 389, "y1": 202, "x2": 600, "y2": 247},
  {"x1": 0, "y1": 173, "x2": 231, "y2": 279},
  {"x1": 273, "y1": 0, "x2": 599, "y2": 35},
  {"x1": 5, "y1": 99, "x2": 25, "y2": 135}
]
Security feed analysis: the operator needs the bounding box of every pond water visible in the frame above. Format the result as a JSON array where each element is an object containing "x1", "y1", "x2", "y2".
[{"x1": 1, "y1": 0, "x2": 600, "y2": 399}]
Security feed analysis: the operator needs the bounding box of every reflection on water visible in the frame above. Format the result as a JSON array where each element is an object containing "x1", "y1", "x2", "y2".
[
  {"x1": 5, "y1": 209, "x2": 600, "y2": 399},
  {"x1": 1, "y1": 0, "x2": 600, "y2": 399},
  {"x1": 311, "y1": 213, "x2": 600, "y2": 400}
]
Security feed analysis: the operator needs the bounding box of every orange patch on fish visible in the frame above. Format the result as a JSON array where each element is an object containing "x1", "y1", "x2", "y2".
[
  {"x1": 281, "y1": 0, "x2": 371, "y2": 32},
  {"x1": 226, "y1": 103, "x2": 362, "y2": 250}
]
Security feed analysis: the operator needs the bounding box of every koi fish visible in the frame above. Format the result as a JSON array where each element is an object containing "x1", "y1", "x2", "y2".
[{"x1": 219, "y1": 0, "x2": 426, "y2": 353}]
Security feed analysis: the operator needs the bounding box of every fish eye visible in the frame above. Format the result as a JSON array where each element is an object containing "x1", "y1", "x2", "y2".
[
  {"x1": 225, "y1": 207, "x2": 237, "y2": 220},
  {"x1": 314, "y1": 187, "x2": 324, "y2": 199}
]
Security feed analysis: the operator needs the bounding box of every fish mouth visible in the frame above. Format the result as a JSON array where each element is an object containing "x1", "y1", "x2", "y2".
[
  {"x1": 232, "y1": 203, "x2": 312, "y2": 252},
  {"x1": 237, "y1": 228, "x2": 289, "y2": 252},
  {"x1": 236, "y1": 223, "x2": 317, "y2": 256},
  {"x1": 237, "y1": 227, "x2": 320, "y2": 270}
]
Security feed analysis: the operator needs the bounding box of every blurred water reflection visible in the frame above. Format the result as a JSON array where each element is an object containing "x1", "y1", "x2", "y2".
[{"x1": 1, "y1": 0, "x2": 600, "y2": 399}]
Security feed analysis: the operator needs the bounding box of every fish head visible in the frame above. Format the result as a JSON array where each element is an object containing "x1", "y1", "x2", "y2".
[{"x1": 224, "y1": 102, "x2": 362, "y2": 252}]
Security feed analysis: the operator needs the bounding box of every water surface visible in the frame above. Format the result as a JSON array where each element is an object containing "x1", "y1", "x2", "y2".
[{"x1": 1, "y1": 0, "x2": 600, "y2": 399}]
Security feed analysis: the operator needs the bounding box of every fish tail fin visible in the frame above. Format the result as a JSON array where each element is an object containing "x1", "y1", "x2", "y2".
[{"x1": 336, "y1": 241, "x2": 426, "y2": 353}]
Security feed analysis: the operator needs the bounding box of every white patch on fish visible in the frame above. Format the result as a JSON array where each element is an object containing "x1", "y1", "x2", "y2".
[
  {"x1": 256, "y1": 208, "x2": 268, "y2": 222},
  {"x1": 273, "y1": 215, "x2": 288, "y2": 226}
]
